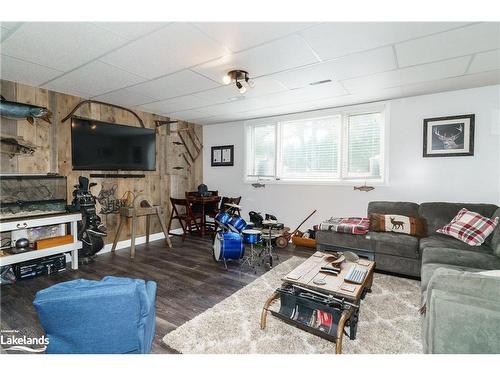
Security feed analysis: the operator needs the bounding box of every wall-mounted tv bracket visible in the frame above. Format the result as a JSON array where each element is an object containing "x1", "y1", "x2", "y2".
[{"x1": 61, "y1": 100, "x2": 145, "y2": 128}]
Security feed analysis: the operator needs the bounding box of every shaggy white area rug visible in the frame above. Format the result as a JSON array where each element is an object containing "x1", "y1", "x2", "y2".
[{"x1": 163, "y1": 257, "x2": 423, "y2": 354}]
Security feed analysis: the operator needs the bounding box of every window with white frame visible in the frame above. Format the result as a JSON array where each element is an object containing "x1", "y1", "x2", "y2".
[{"x1": 245, "y1": 106, "x2": 385, "y2": 183}]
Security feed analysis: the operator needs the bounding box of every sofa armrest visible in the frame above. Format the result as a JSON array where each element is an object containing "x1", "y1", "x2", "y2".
[{"x1": 423, "y1": 268, "x2": 500, "y2": 353}]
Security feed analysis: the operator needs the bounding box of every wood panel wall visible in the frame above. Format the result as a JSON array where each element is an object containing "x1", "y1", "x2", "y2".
[{"x1": 0, "y1": 79, "x2": 203, "y2": 245}]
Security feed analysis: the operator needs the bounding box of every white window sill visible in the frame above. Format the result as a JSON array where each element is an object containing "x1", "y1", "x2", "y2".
[{"x1": 244, "y1": 178, "x2": 387, "y2": 187}]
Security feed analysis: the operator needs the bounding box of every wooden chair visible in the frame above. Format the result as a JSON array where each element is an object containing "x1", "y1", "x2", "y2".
[
  {"x1": 219, "y1": 196, "x2": 242, "y2": 216},
  {"x1": 167, "y1": 198, "x2": 203, "y2": 240}
]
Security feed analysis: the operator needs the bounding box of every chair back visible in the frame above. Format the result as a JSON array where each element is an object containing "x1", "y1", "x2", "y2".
[
  {"x1": 220, "y1": 196, "x2": 242, "y2": 215},
  {"x1": 171, "y1": 197, "x2": 197, "y2": 217}
]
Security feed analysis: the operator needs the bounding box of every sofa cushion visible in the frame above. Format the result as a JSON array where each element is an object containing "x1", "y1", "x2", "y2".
[
  {"x1": 436, "y1": 208, "x2": 499, "y2": 246},
  {"x1": 315, "y1": 230, "x2": 371, "y2": 251},
  {"x1": 368, "y1": 231, "x2": 420, "y2": 259},
  {"x1": 367, "y1": 201, "x2": 420, "y2": 217},
  {"x1": 421, "y1": 247, "x2": 500, "y2": 270},
  {"x1": 491, "y1": 208, "x2": 500, "y2": 257},
  {"x1": 421, "y1": 263, "x2": 484, "y2": 294},
  {"x1": 419, "y1": 202, "x2": 498, "y2": 237},
  {"x1": 420, "y1": 234, "x2": 492, "y2": 254}
]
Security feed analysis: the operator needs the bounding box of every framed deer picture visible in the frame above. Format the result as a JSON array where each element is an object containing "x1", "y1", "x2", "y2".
[{"x1": 423, "y1": 114, "x2": 475, "y2": 157}]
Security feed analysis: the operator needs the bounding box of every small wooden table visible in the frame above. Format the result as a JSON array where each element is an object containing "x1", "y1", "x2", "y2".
[
  {"x1": 186, "y1": 195, "x2": 221, "y2": 236},
  {"x1": 260, "y1": 251, "x2": 375, "y2": 354},
  {"x1": 111, "y1": 206, "x2": 172, "y2": 259}
]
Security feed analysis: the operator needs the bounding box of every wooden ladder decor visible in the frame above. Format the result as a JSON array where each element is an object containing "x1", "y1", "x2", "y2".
[{"x1": 155, "y1": 120, "x2": 203, "y2": 164}]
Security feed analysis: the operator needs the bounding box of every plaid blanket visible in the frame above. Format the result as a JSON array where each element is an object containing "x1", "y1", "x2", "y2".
[{"x1": 319, "y1": 217, "x2": 370, "y2": 235}]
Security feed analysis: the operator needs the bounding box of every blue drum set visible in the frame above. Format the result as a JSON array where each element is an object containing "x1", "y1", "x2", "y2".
[{"x1": 212, "y1": 204, "x2": 279, "y2": 270}]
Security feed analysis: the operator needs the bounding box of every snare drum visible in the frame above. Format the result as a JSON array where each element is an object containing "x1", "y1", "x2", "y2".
[
  {"x1": 242, "y1": 229, "x2": 262, "y2": 244},
  {"x1": 228, "y1": 215, "x2": 247, "y2": 233},
  {"x1": 213, "y1": 232, "x2": 244, "y2": 262},
  {"x1": 214, "y1": 211, "x2": 231, "y2": 225}
]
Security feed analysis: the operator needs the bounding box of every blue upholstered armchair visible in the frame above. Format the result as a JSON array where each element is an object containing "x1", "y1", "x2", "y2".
[{"x1": 33, "y1": 276, "x2": 157, "y2": 354}]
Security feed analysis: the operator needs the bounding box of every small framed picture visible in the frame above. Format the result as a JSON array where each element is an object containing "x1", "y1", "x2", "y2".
[
  {"x1": 211, "y1": 145, "x2": 234, "y2": 166},
  {"x1": 423, "y1": 114, "x2": 475, "y2": 157}
]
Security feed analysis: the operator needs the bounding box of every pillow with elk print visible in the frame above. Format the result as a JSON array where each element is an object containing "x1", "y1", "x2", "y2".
[
  {"x1": 437, "y1": 208, "x2": 499, "y2": 246},
  {"x1": 369, "y1": 214, "x2": 427, "y2": 238}
]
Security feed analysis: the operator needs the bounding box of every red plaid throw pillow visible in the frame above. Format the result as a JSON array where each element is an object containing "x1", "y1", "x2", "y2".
[{"x1": 437, "y1": 208, "x2": 499, "y2": 246}]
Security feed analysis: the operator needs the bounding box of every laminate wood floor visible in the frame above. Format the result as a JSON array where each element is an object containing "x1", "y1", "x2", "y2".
[{"x1": 0, "y1": 235, "x2": 312, "y2": 353}]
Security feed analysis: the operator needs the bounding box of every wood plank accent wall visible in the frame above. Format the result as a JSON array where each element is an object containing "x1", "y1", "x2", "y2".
[{"x1": 0, "y1": 79, "x2": 203, "y2": 245}]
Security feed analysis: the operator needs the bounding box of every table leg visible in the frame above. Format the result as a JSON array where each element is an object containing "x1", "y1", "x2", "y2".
[
  {"x1": 145, "y1": 214, "x2": 150, "y2": 244},
  {"x1": 335, "y1": 309, "x2": 353, "y2": 354},
  {"x1": 260, "y1": 291, "x2": 279, "y2": 330},
  {"x1": 130, "y1": 211, "x2": 137, "y2": 259},
  {"x1": 156, "y1": 206, "x2": 172, "y2": 248},
  {"x1": 111, "y1": 217, "x2": 125, "y2": 253},
  {"x1": 71, "y1": 248, "x2": 78, "y2": 270},
  {"x1": 201, "y1": 203, "x2": 206, "y2": 236}
]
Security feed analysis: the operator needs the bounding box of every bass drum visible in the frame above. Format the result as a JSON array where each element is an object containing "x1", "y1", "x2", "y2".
[{"x1": 213, "y1": 232, "x2": 244, "y2": 262}]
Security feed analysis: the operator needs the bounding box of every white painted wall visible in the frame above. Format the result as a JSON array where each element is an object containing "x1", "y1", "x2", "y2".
[{"x1": 203, "y1": 85, "x2": 500, "y2": 228}]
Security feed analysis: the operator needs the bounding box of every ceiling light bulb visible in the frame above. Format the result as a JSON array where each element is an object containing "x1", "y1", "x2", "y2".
[
  {"x1": 238, "y1": 86, "x2": 247, "y2": 94},
  {"x1": 246, "y1": 79, "x2": 255, "y2": 88},
  {"x1": 222, "y1": 74, "x2": 231, "y2": 85}
]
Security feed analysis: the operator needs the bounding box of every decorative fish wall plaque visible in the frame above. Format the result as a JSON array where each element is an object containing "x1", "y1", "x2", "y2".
[
  {"x1": 353, "y1": 184, "x2": 375, "y2": 192},
  {"x1": 0, "y1": 95, "x2": 52, "y2": 125}
]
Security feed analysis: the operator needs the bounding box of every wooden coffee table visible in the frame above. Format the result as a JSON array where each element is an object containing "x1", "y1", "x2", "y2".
[{"x1": 260, "y1": 251, "x2": 375, "y2": 354}]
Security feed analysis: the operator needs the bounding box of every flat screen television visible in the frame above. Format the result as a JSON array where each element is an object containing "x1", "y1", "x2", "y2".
[{"x1": 71, "y1": 117, "x2": 156, "y2": 171}]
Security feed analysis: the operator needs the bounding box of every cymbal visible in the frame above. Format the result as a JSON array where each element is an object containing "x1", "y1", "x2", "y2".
[{"x1": 224, "y1": 203, "x2": 242, "y2": 209}]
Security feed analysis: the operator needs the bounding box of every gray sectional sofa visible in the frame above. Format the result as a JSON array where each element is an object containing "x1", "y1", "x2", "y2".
[{"x1": 316, "y1": 201, "x2": 500, "y2": 353}]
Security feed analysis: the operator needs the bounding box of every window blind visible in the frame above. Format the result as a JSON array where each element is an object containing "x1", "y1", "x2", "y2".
[
  {"x1": 346, "y1": 113, "x2": 382, "y2": 177},
  {"x1": 248, "y1": 123, "x2": 276, "y2": 177},
  {"x1": 279, "y1": 116, "x2": 341, "y2": 179}
]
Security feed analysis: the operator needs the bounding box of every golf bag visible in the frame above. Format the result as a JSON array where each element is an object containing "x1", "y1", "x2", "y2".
[{"x1": 67, "y1": 176, "x2": 107, "y2": 259}]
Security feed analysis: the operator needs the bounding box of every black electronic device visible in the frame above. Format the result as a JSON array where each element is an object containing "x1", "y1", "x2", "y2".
[
  {"x1": 71, "y1": 116, "x2": 156, "y2": 171},
  {"x1": 13, "y1": 254, "x2": 66, "y2": 280}
]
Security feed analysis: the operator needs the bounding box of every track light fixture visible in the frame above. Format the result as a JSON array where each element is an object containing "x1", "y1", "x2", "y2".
[{"x1": 222, "y1": 70, "x2": 254, "y2": 94}]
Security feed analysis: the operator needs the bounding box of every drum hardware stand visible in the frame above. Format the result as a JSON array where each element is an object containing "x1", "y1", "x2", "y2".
[
  {"x1": 240, "y1": 243, "x2": 261, "y2": 273},
  {"x1": 260, "y1": 225, "x2": 280, "y2": 268}
]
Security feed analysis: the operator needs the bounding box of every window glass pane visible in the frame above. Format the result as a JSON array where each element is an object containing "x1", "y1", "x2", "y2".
[
  {"x1": 250, "y1": 123, "x2": 275, "y2": 176},
  {"x1": 347, "y1": 113, "x2": 382, "y2": 177},
  {"x1": 280, "y1": 116, "x2": 340, "y2": 179}
]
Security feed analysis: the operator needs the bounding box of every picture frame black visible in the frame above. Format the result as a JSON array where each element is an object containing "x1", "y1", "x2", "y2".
[
  {"x1": 211, "y1": 145, "x2": 234, "y2": 166},
  {"x1": 423, "y1": 114, "x2": 475, "y2": 157}
]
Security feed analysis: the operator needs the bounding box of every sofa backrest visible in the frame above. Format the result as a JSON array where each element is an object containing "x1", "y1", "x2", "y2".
[
  {"x1": 419, "y1": 203, "x2": 499, "y2": 243},
  {"x1": 367, "y1": 201, "x2": 420, "y2": 217}
]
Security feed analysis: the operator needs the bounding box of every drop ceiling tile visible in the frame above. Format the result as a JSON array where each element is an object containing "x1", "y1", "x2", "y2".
[
  {"x1": 193, "y1": 22, "x2": 315, "y2": 52},
  {"x1": 138, "y1": 95, "x2": 212, "y2": 114},
  {"x1": 300, "y1": 22, "x2": 470, "y2": 60},
  {"x1": 401, "y1": 69, "x2": 500, "y2": 97},
  {"x1": 92, "y1": 88, "x2": 156, "y2": 107},
  {"x1": 0, "y1": 22, "x2": 128, "y2": 72},
  {"x1": 253, "y1": 81, "x2": 347, "y2": 109},
  {"x1": 193, "y1": 76, "x2": 288, "y2": 104},
  {"x1": 100, "y1": 23, "x2": 230, "y2": 79},
  {"x1": 92, "y1": 22, "x2": 169, "y2": 40},
  {"x1": 192, "y1": 34, "x2": 320, "y2": 83},
  {"x1": 342, "y1": 56, "x2": 469, "y2": 93},
  {"x1": 396, "y1": 23, "x2": 500, "y2": 67},
  {"x1": 128, "y1": 70, "x2": 220, "y2": 100},
  {"x1": 168, "y1": 108, "x2": 213, "y2": 121},
  {"x1": 201, "y1": 97, "x2": 262, "y2": 116},
  {"x1": 272, "y1": 46, "x2": 396, "y2": 89},
  {"x1": 468, "y1": 49, "x2": 500, "y2": 74},
  {"x1": 43, "y1": 61, "x2": 145, "y2": 96},
  {"x1": 0, "y1": 54, "x2": 63, "y2": 86}
]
